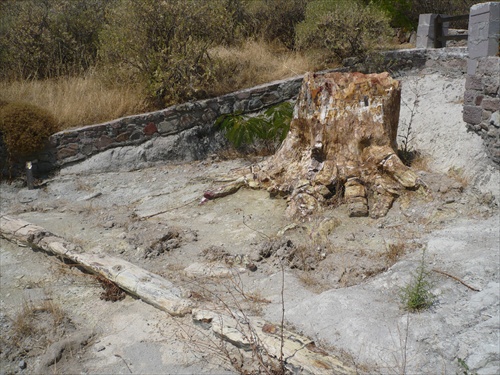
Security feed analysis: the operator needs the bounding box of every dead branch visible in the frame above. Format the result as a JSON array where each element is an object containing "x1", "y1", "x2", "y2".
[{"x1": 432, "y1": 268, "x2": 480, "y2": 292}]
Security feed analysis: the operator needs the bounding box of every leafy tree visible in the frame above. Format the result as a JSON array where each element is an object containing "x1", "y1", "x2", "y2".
[
  {"x1": 0, "y1": 0, "x2": 113, "y2": 79},
  {"x1": 295, "y1": 0, "x2": 392, "y2": 62},
  {"x1": 99, "y1": 0, "x2": 242, "y2": 107},
  {"x1": 243, "y1": 0, "x2": 311, "y2": 49},
  {"x1": 366, "y1": 0, "x2": 477, "y2": 30}
]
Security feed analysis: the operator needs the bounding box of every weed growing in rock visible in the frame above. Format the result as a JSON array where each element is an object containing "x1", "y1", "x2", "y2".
[
  {"x1": 457, "y1": 357, "x2": 478, "y2": 375},
  {"x1": 178, "y1": 270, "x2": 288, "y2": 375},
  {"x1": 400, "y1": 250, "x2": 435, "y2": 312}
]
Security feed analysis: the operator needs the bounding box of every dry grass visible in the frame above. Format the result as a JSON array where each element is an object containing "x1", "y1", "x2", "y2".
[
  {"x1": 0, "y1": 74, "x2": 149, "y2": 130},
  {"x1": 447, "y1": 167, "x2": 470, "y2": 188},
  {"x1": 385, "y1": 242, "x2": 407, "y2": 266},
  {"x1": 12, "y1": 299, "x2": 66, "y2": 340},
  {"x1": 210, "y1": 40, "x2": 330, "y2": 95},
  {"x1": 0, "y1": 41, "x2": 320, "y2": 131},
  {"x1": 0, "y1": 39, "x2": 378, "y2": 133},
  {"x1": 409, "y1": 153, "x2": 430, "y2": 171}
]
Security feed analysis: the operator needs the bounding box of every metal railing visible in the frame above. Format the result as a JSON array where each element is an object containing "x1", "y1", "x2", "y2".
[{"x1": 434, "y1": 14, "x2": 469, "y2": 48}]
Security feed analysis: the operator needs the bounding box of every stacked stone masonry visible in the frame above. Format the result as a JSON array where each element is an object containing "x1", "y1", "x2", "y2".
[
  {"x1": 463, "y1": 57, "x2": 500, "y2": 165},
  {"x1": 45, "y1": 75, "x2": 307, "y2": 171},
  {"x1": 33, "y1": 49, "x2": 468, "y2": 174},
  {"x1": 463, "y1": 2, "x2": 500, "y2": 166}
]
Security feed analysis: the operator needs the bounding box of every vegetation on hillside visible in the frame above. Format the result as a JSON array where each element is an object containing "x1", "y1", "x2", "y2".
[
  {"x1": 296, "y1": 0, "x2": 392, "y2": 62},
  {"x1": 0, "y1": 0, "x2": 477, "y2": 129}
]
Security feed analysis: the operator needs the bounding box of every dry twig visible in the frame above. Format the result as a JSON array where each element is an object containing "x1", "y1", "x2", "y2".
[{"x1": 432, "y1": 269, "x2": 480, "y2": 292}]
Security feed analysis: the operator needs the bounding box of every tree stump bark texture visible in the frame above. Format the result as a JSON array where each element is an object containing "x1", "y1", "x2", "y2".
[{"x1": 208, "y1": 72, "x2": 420, "y2": 219}]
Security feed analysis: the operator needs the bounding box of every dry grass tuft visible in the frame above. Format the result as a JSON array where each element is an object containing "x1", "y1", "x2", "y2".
[
  {"x1": 12, "y1": 299, "x2": 66, "y2": 340},
  {"x1": 385, "y1": 242, "x2": 407, "y2": 266},
  {"x1": 409, "y1": 153, "x2": 430, "y2": 172},
  {"x1": 0, "y1": 74, "x2": 149, "y2": 130},
  {"x1": 210, "y1": 40, "x2": 328, "y2": 95},
  {"x1": 447, "y1": 167, "x2": 470, "y2": 188}
]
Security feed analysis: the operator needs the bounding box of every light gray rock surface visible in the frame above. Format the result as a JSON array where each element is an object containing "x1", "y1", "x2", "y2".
[{"x1": 266, "y1": 216, "x2": 499, "y2": 374}]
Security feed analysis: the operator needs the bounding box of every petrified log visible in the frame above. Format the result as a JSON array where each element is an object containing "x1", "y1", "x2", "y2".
[
  {"x1": 0, "y1": 215, "x2": 193, "y2": 316},
  {"x1": 207, "y1": 72, "x2": 419, "y2": 218},
  {"x1": 192, "y1": 309, "x2": 356, "y2": 375}
]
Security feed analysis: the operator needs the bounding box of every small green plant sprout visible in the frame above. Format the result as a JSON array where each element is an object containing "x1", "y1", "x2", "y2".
[
  {"x1": 400, "y1": 250, "x2": 436, "y2": 312},
  {"x1": 215, "y1": 101, "x2": 293, "y2": 151},
  {"x1": 457, "y1": 357, "x2": 478, "y2": 375}
]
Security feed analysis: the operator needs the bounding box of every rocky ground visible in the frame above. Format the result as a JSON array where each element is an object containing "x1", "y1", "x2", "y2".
[{"x1": 1, "y1": 71, "x2": 499, "y2": 374}]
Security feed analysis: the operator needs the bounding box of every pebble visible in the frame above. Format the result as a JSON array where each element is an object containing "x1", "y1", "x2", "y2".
[
  {"x1": 103, "y1": 221, "x2": 114, "y2": 229},
  {"x1": 19, "y1": 360, "x2": 26, "y2": 369}
]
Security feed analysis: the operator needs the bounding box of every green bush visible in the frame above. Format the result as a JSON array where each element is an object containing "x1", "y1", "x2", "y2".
[
  {"x1": 0, "y1": 0, "x2": 112, "y2": 79},
  {"x1": 98, "y1": 0, "x2": 243, "y2": 107},
  {"x1": 216, "y1": 102, "x2": 293, "y2": 152},
  {"x1": 368, "y1": 0, "x2": 477, "y2": 30},
  {"x1": 243, "y1": 0, "x2": 310, "y2": 49},
  {"x1": 0, "y1": 102, "x2": 59, "y2": 159},
  {"x1": 295, "y1": 0, "x2": 392, "y2": 62}
]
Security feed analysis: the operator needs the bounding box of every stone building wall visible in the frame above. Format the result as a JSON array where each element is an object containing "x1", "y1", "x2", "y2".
[
  {"x1": 463, "y1": 57, "x2": 500, "y2": 165},
  {"x1": 462, "y1": 2, "x2": 500, "y2": 166}
]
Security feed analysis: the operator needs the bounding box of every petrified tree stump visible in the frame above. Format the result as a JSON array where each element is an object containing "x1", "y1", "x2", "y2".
[{"x1": 207, "y1": 72, "x2": 420, "y2": 219}]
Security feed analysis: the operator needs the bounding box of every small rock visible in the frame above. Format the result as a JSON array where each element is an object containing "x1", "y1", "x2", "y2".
[
  {"x1": 249, "y1": 251, "x2": 262, "y2": 263},
  {"x1": 246, "y1": 262, "x2": 257, "y2": 272},
  {"x1": 19, "y1": 360, "x2": 27, "y2": 369},
  {"x1": 103, "y1": 221, "x2": 114, "y2": 229}
]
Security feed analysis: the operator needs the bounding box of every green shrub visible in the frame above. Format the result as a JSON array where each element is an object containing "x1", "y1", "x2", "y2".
[
  {"x1": 0, "y1": 0, "x2": 112, "y2": 79},
  {"x1": 400, "y1": 251, "x2": 436, "y2": 312},
  {"x1": 295, "y1": 0, "x2": 392, "y2": 62},
  {"x1": 0, "y1": 102, "x2": 59, "y2": 159},
  {"x1": 243, "y1": 0, "x2": 310, "y2": 49},
  {"x1": 98, "y1": 0, "x2": 242, "y2": 107},
  {"x1": 367, "y1": 0, "x2": 477, "y2": 30},
  {"x1": 216, "y1": 102, "x2": 293, "y2": 152}
]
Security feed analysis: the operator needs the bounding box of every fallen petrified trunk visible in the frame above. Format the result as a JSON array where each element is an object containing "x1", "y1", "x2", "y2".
[
  {"x1": 0, "y1": 215, "x2": 193, "y2": 316},
  {"x1": 193, "y1": 309, "x2": 356, "y2": 375},
  {"x1": 207, "y1": 72, "x2": 420, "y2": 218}
]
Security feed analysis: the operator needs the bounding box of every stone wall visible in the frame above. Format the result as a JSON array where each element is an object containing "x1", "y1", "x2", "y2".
[
  {"x1": 0, "y1": 46, "x2": 487, "y2": 178},
  {"x1": 42, "y1": 76, "x2": 307, "y2": 173},
  {"x1": 463, "y1": 2, "x2": 500, "y2": 166},
  {"x1": 463, "y1": 57, "x2": 500, "y2": 164}
]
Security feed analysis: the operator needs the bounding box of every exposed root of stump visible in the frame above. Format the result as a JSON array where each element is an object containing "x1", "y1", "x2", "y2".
[{"x1": 205, "y1": 72, "x2": 421, "y2": 219}]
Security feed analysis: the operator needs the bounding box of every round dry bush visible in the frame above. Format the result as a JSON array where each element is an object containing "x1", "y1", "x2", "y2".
[{"x1": 0, "y1": 102, "x2": 58, "y2": 159}]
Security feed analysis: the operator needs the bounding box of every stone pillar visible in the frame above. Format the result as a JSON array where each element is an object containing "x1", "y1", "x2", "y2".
[
  {"x1": 464, "y1": 3, "x2": 500, "y2": 166},
  {"x1": 467, "y1": 2, "x2": 500, "y2": 75},
  {"x1": 417, "y1": 14, "x2": 450, "y2": 48}
]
